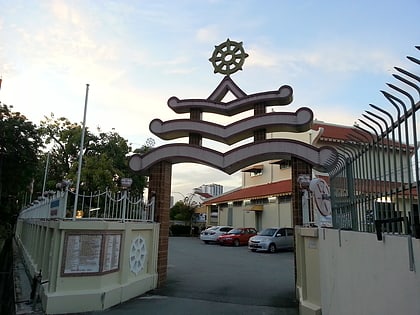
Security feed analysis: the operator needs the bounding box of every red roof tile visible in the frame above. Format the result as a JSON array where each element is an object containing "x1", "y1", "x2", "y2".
[
  {"x1": 312, "y1": 121, "x2": 413, "y2": 151},
  {"x1": 312, "y1": 122, "x2": 370, "y2": 142},
  {"x1": 203, "y1": 180, "x2": 292, "y2": 205}
]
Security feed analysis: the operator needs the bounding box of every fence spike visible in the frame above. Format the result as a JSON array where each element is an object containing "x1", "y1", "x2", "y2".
[{"x1": 394, "y1": 67, "x2": 420, "y2": 83}]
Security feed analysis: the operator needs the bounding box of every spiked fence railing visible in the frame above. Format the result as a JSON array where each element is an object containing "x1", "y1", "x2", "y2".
[{"x1": 329, "y1": 46, "x2": 420, "y2": 239}]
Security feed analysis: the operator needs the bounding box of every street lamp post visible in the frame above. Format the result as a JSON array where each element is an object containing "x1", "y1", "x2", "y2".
[{"x1": 120, "y1": 178, "x2": 133, "y2": 222}]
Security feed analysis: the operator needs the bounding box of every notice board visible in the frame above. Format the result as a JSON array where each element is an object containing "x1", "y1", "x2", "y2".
[{"x1": 62, "y1": 232, "x2": 121, "y2": 276}]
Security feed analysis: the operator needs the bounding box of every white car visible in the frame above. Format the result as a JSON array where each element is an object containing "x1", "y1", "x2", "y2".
[{"x1": 200, "y1": 226, "x2": 233, "y2": 244}]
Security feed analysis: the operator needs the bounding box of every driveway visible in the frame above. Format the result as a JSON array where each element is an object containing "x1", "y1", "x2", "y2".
[{"x1": 97, "y1": 237, "x2": 298, "y2": 315}]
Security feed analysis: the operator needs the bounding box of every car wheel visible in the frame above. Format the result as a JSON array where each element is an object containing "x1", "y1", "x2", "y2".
[
  {"x1": 268, "y1": 243, "x2": 276, "y2": 253},
  {"x1": 233, "y1": 239, "x2": 240, "y2": 247},
  {"x1": 250, "y1": 249, "x2": 256, "y2": 252},
  {"x1": 204, "y1": 241, "x2": 209, "y2": 244}
]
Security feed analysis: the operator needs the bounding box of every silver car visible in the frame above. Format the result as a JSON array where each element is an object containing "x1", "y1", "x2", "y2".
[
  {"x1": 200, "y1": 226, "x2": 233, "y2": 244},
  {"x1": 248, "y1": 227, "x2": 294, "y2": 253}
]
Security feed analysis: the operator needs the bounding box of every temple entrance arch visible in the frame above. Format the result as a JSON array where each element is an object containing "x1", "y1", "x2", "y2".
[{"x1": 129, "y1": 39, "x2": 338, "y2": 286}]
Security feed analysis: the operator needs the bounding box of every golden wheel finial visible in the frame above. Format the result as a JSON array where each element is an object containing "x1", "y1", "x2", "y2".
[{"x1": 209, "y1": 39, "x2": 248, "y2": 76}]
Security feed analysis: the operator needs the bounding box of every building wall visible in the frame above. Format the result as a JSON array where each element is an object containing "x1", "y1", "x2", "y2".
[
  {"x1": 198, "y1": 183, "x2": 223, "y2": 196},
  {"x1": 217, "y1": 200, "x2": 292, "y2": 230},
  {"x1": 240, "y1": 130, "x2": 315, "y2": 189},
  {"x1": 242, "y1": 163, "x2": 292, "y2": 188}
]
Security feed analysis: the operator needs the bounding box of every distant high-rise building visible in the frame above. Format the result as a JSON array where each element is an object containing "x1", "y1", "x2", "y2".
[{"x1": 195, "y1": 183, "x2": 223, "y2": 197}]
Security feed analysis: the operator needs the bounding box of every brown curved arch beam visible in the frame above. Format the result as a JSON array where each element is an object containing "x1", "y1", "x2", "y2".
[
  {"x1": 150, "y1": 108, "x2": 313, "y2": 145},
  {"x1": 168, "y1": 85, "x2": 293, "y2": 116},
  {"x1": 128, "y1": 139, "x2": 338, "y2": 175}
]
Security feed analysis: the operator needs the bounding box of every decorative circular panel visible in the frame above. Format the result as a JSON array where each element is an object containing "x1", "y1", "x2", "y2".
[
  {"x1": 130, "y1": 235, "x2": 147, "y2": 275},
  {"x1": 209, "y1": 39, "x2": 248, "y2": 76}
]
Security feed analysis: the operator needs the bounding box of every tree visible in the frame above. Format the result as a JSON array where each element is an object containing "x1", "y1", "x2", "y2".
[
  {"x1": 37, "y1": 114, "x2": 150, "y2": 195},
  {"x1": 37, "y1": 114, "x2": 96, "y2": 192},
  {"x1": 0, "y1": 103, "x2": 43, "y2": 223},
  {"x1": 170, "y1": 197, "x2": 199, "y2": 235}
]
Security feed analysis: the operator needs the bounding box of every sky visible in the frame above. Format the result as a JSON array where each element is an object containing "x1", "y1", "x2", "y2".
[{"x1": 0, "y1": 0, "x2": 419, "y2": 198}]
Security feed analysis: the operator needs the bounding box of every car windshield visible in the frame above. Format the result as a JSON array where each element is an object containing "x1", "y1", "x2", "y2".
[
  {"x1": 259, "y1": 228, "x2": 277, "y2": 236},
  {"x1": 227, "y1": 229, "x2": 242, "y2": 235}
]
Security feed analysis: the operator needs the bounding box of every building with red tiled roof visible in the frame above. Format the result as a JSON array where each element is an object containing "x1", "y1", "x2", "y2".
[
  {"x1": 201, "y1": 120, "x2": 407, "y2": 231},
  {"x1": 201, "y1": 119, "x2": 414, "y2": 231}
]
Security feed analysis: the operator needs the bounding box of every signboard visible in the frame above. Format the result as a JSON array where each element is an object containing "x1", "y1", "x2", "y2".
[
  {"x1": 62, "y1": 232, "x2": 122, "y2": 276},
  {"x1": 50, "y1": 199, "x2": 59, "y2": 217},
  {"x1": 309, "y1": 178, "x2": 332, "y2": 227},
  {"x1": 120, "y1": 177, "x2": 133, "y2": 188}
]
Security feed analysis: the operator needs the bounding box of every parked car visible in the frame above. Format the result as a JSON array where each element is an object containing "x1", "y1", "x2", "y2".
[
  {"x1": 248, "y1": 227, "x2": 294, "y2": 253},
  {"x1": 217, "y1": 227, "x2": 258, "y2": 246},
  {"x1": 200, "y1": 226, "x2": 233, "y2": 244}
]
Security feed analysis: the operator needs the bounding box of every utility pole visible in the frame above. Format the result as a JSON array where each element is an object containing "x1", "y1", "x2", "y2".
[{"x1": 73, "y1": 84, "x2": 90, "y2": 220}]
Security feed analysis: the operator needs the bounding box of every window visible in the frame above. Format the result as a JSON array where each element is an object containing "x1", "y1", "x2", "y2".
[
  {"x1": 277, "y1": 229, "x2": 286, "y2": 236},
  {"x1": 279, "y1": 160, "x2": 291, "y2": 169},
  {"x1": 250, "y1": 169, "x2": 263, "y2": 177},
  {"x1": 233, "y1": 201, "x2": 243, "y2": 207},
  {"x1": 278, "y1": 195, "x2": 291, "y2": 203}
]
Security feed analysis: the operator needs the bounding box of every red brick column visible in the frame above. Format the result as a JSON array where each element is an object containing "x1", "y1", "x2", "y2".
[
  {"x1": 148, "y1": 161, "x2": 172, "y2": 287},
  {"x1": 291, "y1": 157, "x2": 312, "y2": 227}
]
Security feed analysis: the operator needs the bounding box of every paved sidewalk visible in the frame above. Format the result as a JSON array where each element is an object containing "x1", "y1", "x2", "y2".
[
  {"x1": 95, "y1": 293, "x2": 298, "y2": 315},
  {"x1": 13, "y1": 239, "x2": 43, "y2": 314}
]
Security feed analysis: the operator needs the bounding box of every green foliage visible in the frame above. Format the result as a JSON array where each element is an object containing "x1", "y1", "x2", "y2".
[
  {"x1": 170, "y1": 200, "x2": 196, "y2": 222},
  {"x1": 0, "y1": 103, "x2": 43, "y2": 222},
  {"x1": 0, "y1": 104, "x2": 152, "y2": 225},
  {"x1": 38, "y1": 114, "x2": 149, "y2": 194}
]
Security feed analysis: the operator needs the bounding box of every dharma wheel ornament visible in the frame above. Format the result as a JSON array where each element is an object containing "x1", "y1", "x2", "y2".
[{"x1": 209, "y1": 39, "x2": 249, "y2": 76}]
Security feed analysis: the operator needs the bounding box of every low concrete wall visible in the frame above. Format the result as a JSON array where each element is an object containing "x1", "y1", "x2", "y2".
[
  {"x1": 296, "y1": 227, "x2": 420, "y2": 315},
  {"x1": 15, "y1": 219, "x2": 159, "y2": 314},
  {"x1": 295, "y1": 227, "x2": 322, "y2": 315}
]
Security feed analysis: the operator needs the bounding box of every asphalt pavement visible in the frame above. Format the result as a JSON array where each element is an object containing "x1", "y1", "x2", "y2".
[{"x1": 94, "y1": 236, "x2": 299, "y2": 315}]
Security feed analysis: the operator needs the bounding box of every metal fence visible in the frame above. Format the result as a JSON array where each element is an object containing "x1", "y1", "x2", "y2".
[
  {"x1": 18, "y1": 188, "x2": 155, "y2": 222},
  {"x1": 329, "y1": 46, "x2": 420, "y2": 238}
]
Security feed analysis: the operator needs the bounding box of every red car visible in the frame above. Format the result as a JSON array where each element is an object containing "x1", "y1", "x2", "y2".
[{"x1": 217, "y1": 228, "x2": 258, "y2": 246}]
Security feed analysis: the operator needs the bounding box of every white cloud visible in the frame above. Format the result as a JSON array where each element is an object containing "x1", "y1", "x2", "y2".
[
  {"x1": 50, "y1": 0, "x2": 79, "y2": 24},
  {"x1": 172, "y1": 163, "x2": 242, "y2": 196},
  {"x1": 196, "y1": 26, "x2": 221, "y2": 44},
  {"x1": 246, "y1": 43, "x2": 398, "y2": 76}
]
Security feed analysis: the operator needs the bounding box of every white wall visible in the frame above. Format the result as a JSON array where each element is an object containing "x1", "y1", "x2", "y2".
[{"x1": 310, "y1": 229, "x2": 420, "y2": 315}]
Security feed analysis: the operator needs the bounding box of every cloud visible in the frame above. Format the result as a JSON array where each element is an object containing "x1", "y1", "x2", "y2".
[
  {"x1": 172, "y1": 163, "x2": 242, "y2": 196},
  {"x1": 196, "y1": 26, "x2": 221, "y2": 44},
  {"x1": 246, "y1": 43, "x2": 398, "y2": 76},
  {"x1": 50, "y1": 0, "x2": 83, "y2": 26}
]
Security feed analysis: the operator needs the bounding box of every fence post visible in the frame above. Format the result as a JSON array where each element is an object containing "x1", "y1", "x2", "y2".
[{"x1": 122, "y1": 189, "x2": 127, "y2": 222}]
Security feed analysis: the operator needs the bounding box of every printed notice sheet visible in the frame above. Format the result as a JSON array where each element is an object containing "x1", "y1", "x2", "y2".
[
  {"x1": 102, "y1": 234, "x2": 121, "y2": 272},
  {"x1": 64, "y1": 234, "x2": 102, "y2": 274}
]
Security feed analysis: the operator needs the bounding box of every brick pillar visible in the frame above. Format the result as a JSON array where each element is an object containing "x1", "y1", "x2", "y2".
[
  {"x1": 254, "y1": 104, "x2": 266, "y2": 142},
  {"x1": 291, "y1": 157, "x2": 312, "y2": 227},
  {"x1": 189, "y1": 108, "x2": 203, "y2": 145},
  {"x1": 148, "y1": 161, "x2": 172, "y2": 287}
]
